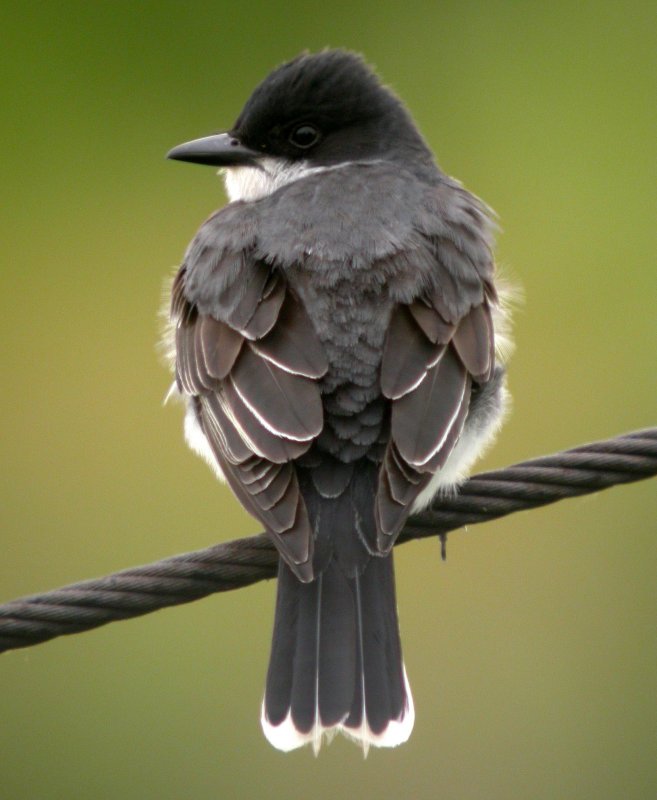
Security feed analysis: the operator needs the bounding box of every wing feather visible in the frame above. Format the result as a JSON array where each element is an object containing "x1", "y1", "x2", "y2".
[
  {"x1": 381, "y1": 306, "x2": 443, "y2": 400},
  {"x1": 231, "y1": 345, "x2": 323, "y2": 441},
  {"x1": 201, "y1": 394, "x2": 253, "y2": 465},
  {"x1": 221, "y1": 379, "x2": 311, "y2": 463},
  {"x1": 375, "y1": 213, "x2": 497, "y2": 551},
  {"x1": 385, "y1": 447, "x2": 421, "y2": 504},
  {"x1": 391, "y1": 346, "x2": 469, "y2": 468},
  {"x1": 173, "y1": 254, "x2": 326, "y2": 581},
  {"x1": 240, "y1": 277, "x2": 286, "y2": 339},
  {"x1": 375, "y1": 467, "x2": 406, "y2": 538},
  {"x1": 240, "y1": 461, "x2": 284, "y2": 492},
  {"x1": 198, "y1": 316, "x2": 243, "y2": 380},
  {"x1": 198, "y1": 396, "x2": 313, "y2": 579},
  {"x1": 176, "y1": 315, "x2": 219, "y2": 396},
  {"x1": 250, "y1": 464, "x2": 294, "y2": 510},
  {"x1": 220, "y1": 260, "x2": 271, "y2": 330},
  {"x1": 250, "y1": 295, "x2": 329, "y2": 378},
  {"x1": 192, "y1": 320, "x2": 216, "y2": 390},
  {"x1": 451, "y1": 302, "x2": 494, "y2": 382},
  {"x1": 390, "y1": 442, "x2": 422, "y2": 486},
  {"x1": 408, "y1": 300, "x2": 455, "y2": 344}
]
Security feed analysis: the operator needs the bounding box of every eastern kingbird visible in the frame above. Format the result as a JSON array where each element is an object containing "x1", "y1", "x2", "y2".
[{"x1": 166, "y1": 50, "x2": 511, "y2": 754}]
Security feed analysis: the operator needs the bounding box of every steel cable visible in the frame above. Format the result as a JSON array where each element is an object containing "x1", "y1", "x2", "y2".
[{"x1": 1, "y1": 428, "x2": 655, "y2": 654}]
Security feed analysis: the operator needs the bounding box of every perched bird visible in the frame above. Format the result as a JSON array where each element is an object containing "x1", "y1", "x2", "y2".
[{"x1": 166, "y1": 49, "x2": 511, "y2": 754}]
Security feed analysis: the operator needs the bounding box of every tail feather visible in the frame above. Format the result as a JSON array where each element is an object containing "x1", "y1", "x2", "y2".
[
  {"x1": 316, "y1": 569, "x2": 356, "y2": 725},
  {"x1": 262, "y1": 554, "x2": 414, "y2": 754},
  {"x1": 346, "y1": 559, "x2": 405, "y2": 732},
  {"x1": 261, "y1": 562, "x2": 296, "y2": 727}
]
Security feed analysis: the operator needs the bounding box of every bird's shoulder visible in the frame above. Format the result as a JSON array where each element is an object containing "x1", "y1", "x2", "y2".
[{"x1": 181, "y1": 162, "x2": 496, "y2": 319}]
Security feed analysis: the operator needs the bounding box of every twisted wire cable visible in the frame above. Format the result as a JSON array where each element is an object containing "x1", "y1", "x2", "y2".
[{"x1": 1, "y1": 428, "x2": 655, "y2": 654}]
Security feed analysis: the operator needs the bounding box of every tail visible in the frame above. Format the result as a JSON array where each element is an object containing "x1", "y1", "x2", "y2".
[{"x1": 261, "y1": 554, "x2": 414, "y2": 755}]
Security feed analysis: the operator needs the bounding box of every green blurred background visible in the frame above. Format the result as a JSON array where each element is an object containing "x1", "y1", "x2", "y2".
[{"x1": 1, "y1": 2, "x2": 655, "y2": 798}]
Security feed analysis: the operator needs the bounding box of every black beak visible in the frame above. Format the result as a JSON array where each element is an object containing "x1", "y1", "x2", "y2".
[{"x1": 167, "y1": 132, "x2": 261, "y2": 167}]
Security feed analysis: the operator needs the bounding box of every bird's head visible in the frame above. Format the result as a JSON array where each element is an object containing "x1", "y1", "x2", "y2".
[{"x1": 167, "y1": 50, "x2": 433, "y2": 201}]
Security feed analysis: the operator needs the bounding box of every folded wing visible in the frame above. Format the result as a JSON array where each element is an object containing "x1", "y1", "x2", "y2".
[
  {"x1": 171, "y1": 261, "x2": 329, "y2": 582},
  {"x1": 376, "y1": 273, "x2": 496, "y2": 553}
]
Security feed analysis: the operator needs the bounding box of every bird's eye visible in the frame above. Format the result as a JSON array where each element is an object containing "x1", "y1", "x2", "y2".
[{"x1": 289, "y1": 124, "x2": 320, "y2": 149}]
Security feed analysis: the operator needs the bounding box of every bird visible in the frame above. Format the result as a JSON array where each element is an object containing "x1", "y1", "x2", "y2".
[{"x1": 165, "y1": 49, "x2": 512, "y2": 755}]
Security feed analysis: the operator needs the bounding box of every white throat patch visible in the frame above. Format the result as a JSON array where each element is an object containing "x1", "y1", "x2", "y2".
[{"x1": 223, "y1": 158, "x2": 352, "y2": 202}]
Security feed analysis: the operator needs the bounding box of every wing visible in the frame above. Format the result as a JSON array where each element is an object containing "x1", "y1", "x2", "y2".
[
  {"x1": 171, "y1": 243, "x2": 329, "y2": 583},
  {"x1": 375, "y1": 183, "x2": 498, "y2": 554}
]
